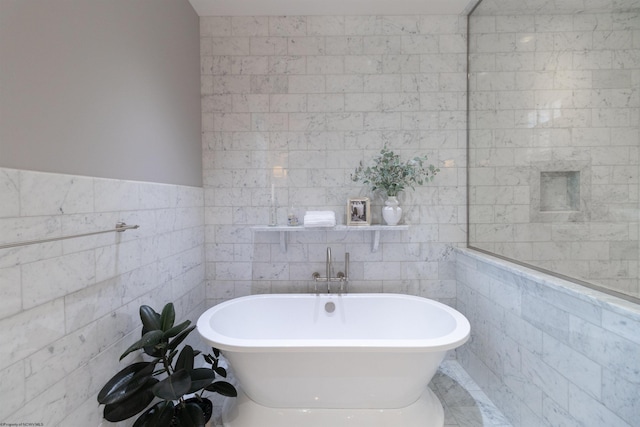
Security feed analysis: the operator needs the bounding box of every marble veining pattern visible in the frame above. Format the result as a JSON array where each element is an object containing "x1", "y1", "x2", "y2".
[
  {"x1": 457, "y1": 248, "x2": 640, "y2": 427},
  {"x1": 0, "y1": 167, "x2": 206, "y2": 426},
  {"x1": 200, "y1": 14, "x2": 468, "y2": 308},
  {"x1": 468, "y1": 4, "x2": 640, "y2": 298}
]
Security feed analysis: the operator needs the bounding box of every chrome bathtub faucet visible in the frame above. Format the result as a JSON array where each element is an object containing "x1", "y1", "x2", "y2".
[{"x1": 312, "y1": 247, "x2": 349, "y2": 294}]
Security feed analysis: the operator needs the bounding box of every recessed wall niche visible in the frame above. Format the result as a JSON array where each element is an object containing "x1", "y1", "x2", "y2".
[
  {"x1": 530, "y1": 161, "x2": 591, "y2": 223},
  {"x1": 540, "y1": 171, "x2": 580, "y2": 212}
]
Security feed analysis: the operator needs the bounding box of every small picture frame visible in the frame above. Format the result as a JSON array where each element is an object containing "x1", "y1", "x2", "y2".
[{"x1": 347, "y1": 197, "x2": 371, "y2": 226}]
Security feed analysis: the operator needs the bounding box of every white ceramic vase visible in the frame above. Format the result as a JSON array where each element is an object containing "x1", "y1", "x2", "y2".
[{"x1": 382, "y1": 196, "x2": 402, "y2": 226}]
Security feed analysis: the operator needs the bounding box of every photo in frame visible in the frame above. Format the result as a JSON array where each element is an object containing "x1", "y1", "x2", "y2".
[{"x1": 347, "y1": 197, "x2": 371, "y2": 226}]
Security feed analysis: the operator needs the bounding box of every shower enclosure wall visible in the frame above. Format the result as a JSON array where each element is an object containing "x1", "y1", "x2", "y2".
[{"x1": 467, "y1": 0, "x2": 640, "y2": 301}]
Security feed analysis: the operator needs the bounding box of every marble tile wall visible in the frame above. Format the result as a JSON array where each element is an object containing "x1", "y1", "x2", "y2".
[
  {"x1": 456, "y1": 248, "x2": 640, "y2": 427},
  {"x1": 0, "y1": 167, "x2": 205, "y2": 426},
  {"x1": 467, "y1": 10, "x2": 640, "y2": 298},
  {"x1": 200, "y1": 15, "x2": 468, "y2": 305}
]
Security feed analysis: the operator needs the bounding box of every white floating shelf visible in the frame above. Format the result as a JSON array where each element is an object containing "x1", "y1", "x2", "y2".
[{"x1": 251, "y1": 224, "x2": 409, "y2": 253}]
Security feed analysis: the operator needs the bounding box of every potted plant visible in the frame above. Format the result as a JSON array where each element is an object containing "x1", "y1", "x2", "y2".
[
  {"x1": 97, "y1": 302, "x2": 237, "y2": 427},
  {"x1": 351, "y1": 146, "x2": 439, "y2": 225}
]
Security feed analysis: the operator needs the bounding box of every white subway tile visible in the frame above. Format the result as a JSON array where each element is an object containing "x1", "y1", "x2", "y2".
[
  {"x1": 418, "y1": 16, "x2": 460, "y2": 35},
  {"x1": 232, "y1": 16, "x2": 269, "y2": 36},
  {"x1": 325, "y1": 36, "x2": 364, "y2": 55},
  {"x1": 288, "y1": 75, "x2": 325, "y2": 93},
  {"x1": 401, "y1": 35, "x2": 439, "y2": 55},
  {"x1": 200, "y1": 16, "x2": 232, "y2": 37},
  {"x1": 233, "y1": 94, "x2": 270, "y2": 113},
  {"x1": 211, "y1": 37, "x2": 251, "y2": 56},
  {"x1": 326, "y1": 74, "x2": 364, "y2": 92},
  {"x1": 212, "y1": 75, "x2": 251, "y2": 93},
  {"x1": 269, "y1": 16, "x2": 307, "y2": 37},
  {"x1": 345, "y1": 94, "x2": 383, "y2": 112},
  {"x1": 308, "y1": 16, "x2": 345, "y2": 36},
  {"x1": 307, "y1": 94, "x2": 345, "y2": 112},
  {"x1": 326, "y1": 112, "x2": 364, "y2": 131},
  {"x1": 288, "y1": 112, "x2": 328, "y2": 131},
  {"x1": 601, "y1": 369, "x2": 638, "y2": 426},
  {"x1": 383, "y1": 54, "x2": 420, "y2": 73},
  {"x1": 0, "y1": 169, "x2": 19, "y2": 218},
  {"x1": 345, "y1": 55, "x2": 383, "y2": 74},
  {"x1": 363, "y1": 36, "x2": 402, "y2": 54},
  {"x1": 22, "y1": 251, "x2": 96, "y2": 309},
  {"x1": 268, "y1": 55, "x2": 306, "y2": 74},
  {"x1": 381, "y1": 16, "x2": 420, "y2": 35},
  {"x1": 288, "y1": 37, "x2": 325, "y2": 55},
  {"x1": 0, "y1": 361, "x2": 25, "y2": 420},
  {"x1": 270, "y1": 94, "x2": 307, "y2": 113},
  {"x1": 24, "y1": 320, "x2": 100, "y2": 401},
  {"x1": 20, "y1": 172, "x2": 93, "y2": 217},
  {"x1": 568, "y1": 383, "x2": 628, "y2": 427},
  {"x1": 213, "y1": 113, "x2": 252, "y2": 131},
  {"x1": 250, "y1": 75, "x2": 289, "y2": 93},
  {"x1": 475, "y1": 33, "x2": 516, "y2": 53},
  {"x1": 0, "y1": 298, "x2": 65, "y2": 371},
  {"x1": 345, "y1": 16, "x2": 383, "y2": 36},
  {"x1": 307, "y1": 55, "x2": 344, "y2": 74},
  {"x1": 602, "y1": 309, "x2": 640, "y2": 345},
  {"x1": 230, "y1": 56, "x2": 269, "y2": 75},
  {"x1": 569, "y1": 315, "x2": 640, "y2": 384},
  {"x1": 495, "y1": 15, "x2": 535, "y2": 33},
  {"x1": 250, "y1": 37, "x2": 288, "y2": 55},
  {"x1": 573, "y1": 13, "x2": 613, "y2": 31},
  {"x1": 0, "y1": 267, "x2": 21, "y2": 320},
  {"x1": 364, "y1": 74, "x2": 402, "y2": 92}
]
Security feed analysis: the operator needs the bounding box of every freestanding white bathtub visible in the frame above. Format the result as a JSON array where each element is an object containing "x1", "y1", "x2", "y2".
[{"x1": 197, "y1": 293, "x2": 470, "y2": 427}]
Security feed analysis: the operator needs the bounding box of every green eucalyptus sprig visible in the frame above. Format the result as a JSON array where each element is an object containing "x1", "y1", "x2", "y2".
[{"x1": 351, "y1": 146, "x2": 439, "y2": 197}]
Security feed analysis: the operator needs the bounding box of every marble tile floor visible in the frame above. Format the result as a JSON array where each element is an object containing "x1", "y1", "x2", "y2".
[
  {"x1": 209, "y1": 360, "x2": 511, "y2": 427},
  {"x1": 433, "y1": 360, "x2": 511, "y2": 427}
]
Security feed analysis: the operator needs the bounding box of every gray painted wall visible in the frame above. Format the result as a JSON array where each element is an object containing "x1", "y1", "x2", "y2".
[{"x1": 0, "y1": 0, "x2": 202, "y2": 186}]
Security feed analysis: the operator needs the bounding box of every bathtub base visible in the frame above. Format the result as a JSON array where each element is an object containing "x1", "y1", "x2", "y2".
[{"x1": 222, "y1": 387, "x2": 444, "y2": 427}]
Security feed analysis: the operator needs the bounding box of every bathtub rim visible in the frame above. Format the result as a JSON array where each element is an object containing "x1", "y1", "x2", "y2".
[{"x1": 197, "y1": 293, "x2": 470, "y2": 353}]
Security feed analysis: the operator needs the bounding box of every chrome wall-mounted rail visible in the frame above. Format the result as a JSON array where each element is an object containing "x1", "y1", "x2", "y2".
[{"x1": 0, "y1": 222, "x2": 139, "y2": 250}]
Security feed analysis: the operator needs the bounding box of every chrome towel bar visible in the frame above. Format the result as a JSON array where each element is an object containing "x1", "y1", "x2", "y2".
[{"x1": 0, "y1": 222, "x2": 139, "y2": 250}]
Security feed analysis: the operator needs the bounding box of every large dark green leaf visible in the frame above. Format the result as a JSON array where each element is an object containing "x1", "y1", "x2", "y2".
[
  {"x1": 205, "y1": 381, "x2": 237, "y2": 397},
  {"x1": 202, "y1": 353, "x2": 214, "y2": 365},
  {"x1": 132, "y1": 401, "x2": 175, "y2": 427},
  {"x1": 103, "y1": 378, "x2": 158, "y2": 422},
  {"x1": 143, "y1": 344, "x2": 164, "y2": 358},
  {"x1": 140, "y1": 305, "x2": 162, "y2": 332},
  {"x1": 120, "y1": 330, "x2": 164, "y2": 360},
  {"x1": 167, "y1": 325, "x2": 196, "y2": 351},
  {"x1": 175, "y1": 345, "x2": 194, "y2": 373},
  {"x1": 166, "y1": 349, "x2": 179, "y2": 367},
  {"x1": 160, "y1": 303, "x2": 175, "y2": 332},
  {"x1": 97, "y1": 362, "x2": 156, "y2": 405},
  {"x1": 187, "y1": 368, "x2": 216, "y2": 393},
  {"x1": 213, "y1": 366, "x2": 227, "y2": 377},
  {"x1": 175, "y1": 402, "x2": 205, "y2": 427},
  {"x1": 152, "y1": 369, "x2": 191, "y2": 400},
  {"x1": 162, "y1": 320, "x2": 191, "y2": 340}
]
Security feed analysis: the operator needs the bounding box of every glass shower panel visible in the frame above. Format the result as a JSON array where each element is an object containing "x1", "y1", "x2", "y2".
[{"x1": 467, "y1": 0, "x2": 640, "y2": 300}]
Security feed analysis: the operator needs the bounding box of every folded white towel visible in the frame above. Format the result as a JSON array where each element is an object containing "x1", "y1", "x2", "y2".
[
  {"x1": 304, "y1": 211, "x2": 335, "y2": 219},
  {"x1": 304, "y1": 211, "x2": 336, "y2": 227}
]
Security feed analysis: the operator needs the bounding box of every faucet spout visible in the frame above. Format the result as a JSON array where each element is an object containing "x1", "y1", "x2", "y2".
[
  {"x1": 344, "y1": 252, "x2": 349, "y2": 293},
  {"x1": 326, "y1": 247, "x2": 332, "y2": 293},
  {"x1": 311, "y1": 247, "x2": 349, "y2": 294}
]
